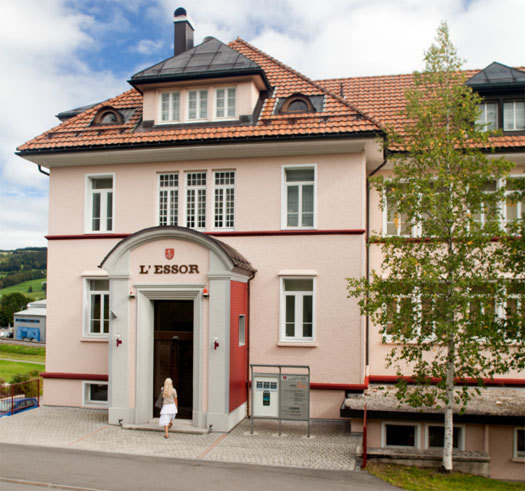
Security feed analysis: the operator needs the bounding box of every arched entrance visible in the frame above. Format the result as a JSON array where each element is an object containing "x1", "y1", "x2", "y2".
[{"x1": 99, "y1": 226, "x2": 255, "y2": 430}]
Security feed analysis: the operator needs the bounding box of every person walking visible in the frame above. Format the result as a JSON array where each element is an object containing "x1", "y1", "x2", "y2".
[{"x1": 158, "y1": 377, "x2": 178, "y2": 438}]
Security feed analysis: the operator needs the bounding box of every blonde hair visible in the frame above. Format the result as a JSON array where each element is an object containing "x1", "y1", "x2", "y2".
[{"x1": 163, "y1": 378, "x2": 173, "y2": 398}]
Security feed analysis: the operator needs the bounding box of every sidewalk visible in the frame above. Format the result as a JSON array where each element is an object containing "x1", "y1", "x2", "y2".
[{"x1": 0, "y1": 406, "x2": 361, "y2": 471}]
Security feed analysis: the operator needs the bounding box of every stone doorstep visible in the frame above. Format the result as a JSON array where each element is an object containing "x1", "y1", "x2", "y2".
[{"x1": 123, "y1": 418, "x2": 209, "y2": 435}]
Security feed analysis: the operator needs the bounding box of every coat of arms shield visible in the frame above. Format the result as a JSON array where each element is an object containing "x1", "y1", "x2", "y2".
[{"x1": 165, "y1": 248, "x2": 175, "y2": 260}]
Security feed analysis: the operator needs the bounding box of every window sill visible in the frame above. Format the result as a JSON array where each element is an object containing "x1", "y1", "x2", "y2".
[
  {"x1": 511, "y1": 457, "x2": 525, "y2": 463},
  {"x1": 277, "y1": 341, "x2": 318, "y2": 347},
  {"x1": 81, "y1": 337, "x2": 109, "y2": 343}
]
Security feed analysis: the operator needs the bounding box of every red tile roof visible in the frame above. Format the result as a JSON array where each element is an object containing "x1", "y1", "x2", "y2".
[
  {"x1": 317, "y1": 70, "x2": 525, "y2": 150},
  {"x1": 17, "y1": 40, "x2": 525, "y2": 154}
]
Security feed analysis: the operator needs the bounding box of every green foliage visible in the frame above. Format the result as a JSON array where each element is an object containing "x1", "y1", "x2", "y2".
[
  {"x1": 0, "y1": 269, "x2": 46, "y2": 289},
  {"x1": 0, "y1": 277, "x2": 46, "y2": 300},
  {"x1": 0, "y1": 344, "x2": 45, "y2": 357},
  {"x1": 367, "y1": 462, "x2": 525, "y2": 490},
  {"x1": 0, "y1": 248, "x2": 46, "y2": 273},
  {"x1": 0, "y1": 360, "x2": 44, "y2": 383},
  {"x1": 347, "y1": 19, "x2": 523, "y2": 455},
  {"x1": 0, "y1": 292, "x2": 32, "y2": 326}
]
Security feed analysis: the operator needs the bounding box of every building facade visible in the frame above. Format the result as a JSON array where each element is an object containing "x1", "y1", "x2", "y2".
[{"x1": 17, "y1": 9, "x2": 524, "y2": 479}]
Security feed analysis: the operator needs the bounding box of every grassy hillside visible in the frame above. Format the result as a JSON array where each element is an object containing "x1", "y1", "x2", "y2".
[{"x1": 0, "y1": 278, "x2": 46, "y2": 301}]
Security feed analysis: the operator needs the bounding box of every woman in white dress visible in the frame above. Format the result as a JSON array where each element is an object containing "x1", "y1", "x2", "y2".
[{"x1": 158, "y1": 377, "x2": 178, "y2": 438}]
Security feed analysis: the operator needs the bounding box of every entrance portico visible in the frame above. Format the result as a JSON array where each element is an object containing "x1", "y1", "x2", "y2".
[{"x1": 100, "y1": 226, "x2": 255, "y2": 431}]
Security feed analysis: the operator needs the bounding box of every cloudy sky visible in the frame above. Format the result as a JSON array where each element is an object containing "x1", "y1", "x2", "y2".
[{"x1": 1, "y1": 0, "x2": 524, "y2": 250}]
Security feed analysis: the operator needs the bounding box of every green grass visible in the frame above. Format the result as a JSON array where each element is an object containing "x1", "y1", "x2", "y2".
[
  {"x1": 0, "y1": 344, "x2": 45, "y2": 363},
  {"x1": 367, "y1": 462, "x2": 525, "y2": 490},
  {"x1": 0, "y1": 277, "x2": 46, "y2": 300},
  {"x1": 0, "y1": 360, "x2": 45, "y2": 383}
]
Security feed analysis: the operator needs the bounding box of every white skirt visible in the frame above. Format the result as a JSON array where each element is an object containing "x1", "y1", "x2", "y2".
[{"x1": 159, "y1": 403, "x2": 177, "y2": 426}]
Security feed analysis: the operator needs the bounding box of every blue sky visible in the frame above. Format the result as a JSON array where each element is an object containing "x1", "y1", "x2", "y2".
[{"x1": 1, "y1": 0, "x2": 524, "y2": 249}]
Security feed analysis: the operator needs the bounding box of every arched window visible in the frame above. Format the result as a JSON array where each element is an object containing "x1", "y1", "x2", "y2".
[
  {"x1": 279, "y1": 95, "x2": 315, "y2": 115},
  {"x1": 93, "y1": 107, "x2": 123, "y2": 125}
]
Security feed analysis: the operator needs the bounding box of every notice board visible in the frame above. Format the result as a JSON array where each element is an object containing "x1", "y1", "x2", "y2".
[{"x1": 279, "y1": 374, "x2": 309, "y2": 420}]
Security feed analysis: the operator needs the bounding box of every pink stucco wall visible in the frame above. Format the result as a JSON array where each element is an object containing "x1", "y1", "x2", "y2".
[{"x1": 44, "y1": 150, "x2": 367, "y2": 417}]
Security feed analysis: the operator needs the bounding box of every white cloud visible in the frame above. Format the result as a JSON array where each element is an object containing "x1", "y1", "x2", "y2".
[
  {"x1": 0, "y1": 0, "x2": 127, "y2": 250},
  {"x1": 1, "y1": 0, "x2": 524, "y2": 250},
  {"x1": 130, "y1": 39, "x2": 164, "y2": 55}
]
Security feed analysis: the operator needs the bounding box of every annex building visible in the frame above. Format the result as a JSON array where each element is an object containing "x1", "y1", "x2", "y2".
[{"x1": 17, "y1": 9, "x2": 524, "y2": 480}]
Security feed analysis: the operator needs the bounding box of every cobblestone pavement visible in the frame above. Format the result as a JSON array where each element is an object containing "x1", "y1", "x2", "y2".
[{"x1": 0, "y1": 407, "x2": 360, "y2": 471}]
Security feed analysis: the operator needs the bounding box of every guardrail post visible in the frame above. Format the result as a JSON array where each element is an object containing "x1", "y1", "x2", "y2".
[{"x1": 10, "y1": 384, "x2": 14, "y2": 415}]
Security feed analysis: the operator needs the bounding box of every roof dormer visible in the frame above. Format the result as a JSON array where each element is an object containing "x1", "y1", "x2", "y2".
[
  {"x1": 129, "y1": 11, "x2": 271, "y2": 128},
  {"x1": 467, "y1": 62, "x2": 525, "y2": 133}
]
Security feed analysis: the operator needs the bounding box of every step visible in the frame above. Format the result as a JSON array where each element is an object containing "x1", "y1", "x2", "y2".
[{"x1": 122, "y1": 418, "x2": 209, "y2": 435}]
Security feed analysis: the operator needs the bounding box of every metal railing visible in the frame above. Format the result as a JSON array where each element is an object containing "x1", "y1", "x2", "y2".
[{"x1": 0, "y1": 379, "x2": 40, "y2": 417}]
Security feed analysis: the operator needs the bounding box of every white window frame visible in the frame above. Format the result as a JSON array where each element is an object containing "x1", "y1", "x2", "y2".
[
  {"x1": 187, "y1": 89, "x2": 208, "y2": 121},
  {"x1": 503, "y1": 175, "x2": 524, "y2": 227},
  {"x1": 382, "y1": 182, "x2": 420, "y2": 237},
  {"x1": 158, "y1": 90, "x2": 181, "y2": 123},
  {"x1": 213, "y1": 170, "x2": 235, "y2": 230},
  {"x1": 476, "y1": 102, "x2": 498, "y2": 132},
  {"x1": 82, "y1": 381, "x2": 108, "y2": 407},
  {"x1": 424, "y1": 423, "x2": 465, "y2": 451},
  {"x1": 238, "y1": 314, "x2": 246, "y2": 347},
  {"x1": 500, "y1": 281, "x2": 524, "y2": 342},
  {"x1": 279, "y1": 277, "x2": 316, "y2": 342},
  {"x1": 514, "y1": 427, "x2": 525, "y2": 460},
  {"x1": 381, "y1": 421, "x2": 420, "y2": 449},
  {"x1": 185, "y1": 171, "x2": 207, "y2": 230},
  {"x1": 83, "y1": 278, "x2": 110, "y2": 338},
  {"x1": 281, "y1": 164, "x2": 317, "y2": 230},
  {"x1": 85, "y1": 174, "x2": 115, "y2": 234},
  {"x1": 157, "y1": 172, "x2": 179, "y2": 226},
  {"x1": 215, "y1": 87, "x2": 236, "y2": 120},
  {"x1": 383, "y1": 288, "x2": 417, "y2": 342},
  {"x1": 503, "y1": 100, "x2": 525, "y2": 132}
]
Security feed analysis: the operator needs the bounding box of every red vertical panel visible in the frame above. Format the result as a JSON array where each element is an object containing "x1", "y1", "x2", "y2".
[{"x1": 229, "y1": 281, "x2": 248, "y2": 412}]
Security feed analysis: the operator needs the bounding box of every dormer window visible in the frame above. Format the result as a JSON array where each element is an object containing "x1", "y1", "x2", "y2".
[
  {"x1": 160, "y1": 91, "x2": 180, "y2": 122},
  {"x1": 278, "y1": 95, "x2": 316, "y2": 115},
  {"x1": 503, "y1": 101, "x2": 525, "y2": 131},
  {"x1": 188, "y1": 89, "x2": 208, "y2": 120},
  {"x1": 216, "y1": 88, "x2": 236, "y2": 118},
  {"x1": 93, "y1": 107, "x2": 123, "y2": 125},
  {"x1": 476, "y1": 100, "x2": 525, "y2": 132},
  {"x1": 476, "y1": 102, "x2": 497, "y2": 131}
]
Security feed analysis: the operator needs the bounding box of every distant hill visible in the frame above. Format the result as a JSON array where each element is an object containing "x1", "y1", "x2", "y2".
[{"x1": 0, "y1": 248, "x2": 47, "y2": 290}]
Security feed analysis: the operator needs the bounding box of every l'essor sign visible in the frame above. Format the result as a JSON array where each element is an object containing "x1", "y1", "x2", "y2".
[{"x1": 139, "y1": 264, "x2": 200, "y2": 274}]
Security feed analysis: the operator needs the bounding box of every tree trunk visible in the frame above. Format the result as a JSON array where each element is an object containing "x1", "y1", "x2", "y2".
[{"x1": 443, "y1": 347, "x2": 455, "y2": 472}]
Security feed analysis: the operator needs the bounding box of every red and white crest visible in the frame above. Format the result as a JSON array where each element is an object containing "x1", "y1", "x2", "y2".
[{"x1": 165, "y1": 248, "x2": 175, "y2": 260}]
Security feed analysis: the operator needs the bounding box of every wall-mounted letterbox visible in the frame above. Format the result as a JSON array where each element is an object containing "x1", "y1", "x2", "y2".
[{"x1": 252, "y1": 374, "x2": 279, "y2": 418}]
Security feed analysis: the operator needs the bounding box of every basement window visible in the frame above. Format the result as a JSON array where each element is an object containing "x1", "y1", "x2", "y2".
[{"x1": 382, "y1": 422, "x2": 419, "y2": 448}]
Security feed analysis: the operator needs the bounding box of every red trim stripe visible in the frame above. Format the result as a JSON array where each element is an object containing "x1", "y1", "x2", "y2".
[
  {"x1": 310, "y1": 382, "x2": 367, "y2": 390},
  {"x1": 46, "y1": 229, "x2": 365, "y2": 241},
  {"x1": 41, "y1": 372, "x2": 108, "y2": 381}
]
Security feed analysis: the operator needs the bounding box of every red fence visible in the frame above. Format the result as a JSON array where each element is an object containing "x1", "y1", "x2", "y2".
[{"x1": 0, "y1": 379, "x2": 40, "y2": 417}]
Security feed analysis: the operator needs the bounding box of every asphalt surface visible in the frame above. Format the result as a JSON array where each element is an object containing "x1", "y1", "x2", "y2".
[
  {"x1": 0, "y1": 443, "x2": 397, "y2": 491},
  {"x1": 0, "y1": 406, "x2": 397, "y2": 490}
]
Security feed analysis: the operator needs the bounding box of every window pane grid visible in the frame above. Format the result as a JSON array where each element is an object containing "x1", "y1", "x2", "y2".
[
  {"x1": 282, "y1": 279, "x2": 314, "y2": 341},
  {"x1": 160, "y1": 92, "x2": 180, "y2": 122},
  {"x1": 158, "y1": 174, "x2": 178, "y2": 226},
  {"x1": 89, "y1": 280, "x2": 109, "y2": 335},
  {"x1": 90, "y1": 177, "x2": 113, "y2": 233},
  {"x1": 214, "y1": 171, "x2": 235, "y2": 229},
  {"x1": 185, "y1": 172, "x2": 207, "y2": 229}
]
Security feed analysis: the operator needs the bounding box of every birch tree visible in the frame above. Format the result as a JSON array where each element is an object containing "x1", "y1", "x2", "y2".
[{"x1": 347, "y1": 22, "x2": 524, "y2": 471}]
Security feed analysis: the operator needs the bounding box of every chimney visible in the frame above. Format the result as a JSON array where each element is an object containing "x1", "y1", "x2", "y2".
[{"x1": 173, "y1": 7, "x2": 194, "y2": 56}]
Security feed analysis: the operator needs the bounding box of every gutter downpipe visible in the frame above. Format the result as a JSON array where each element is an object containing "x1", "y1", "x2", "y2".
[
  {"x1": 38, "y1": 165, "x2": 50, "y2": 176},
  {"x1": 365, "y1": 144, "x2": 388, "y2": 378},
  {"x1": 246, "y1": 270, "x2": 256, "y2": 418}
]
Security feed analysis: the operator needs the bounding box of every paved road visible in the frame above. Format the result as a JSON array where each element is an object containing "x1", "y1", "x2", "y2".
[{"x1": 0, "y1": 443, "x2": 396, "y2": 491}]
